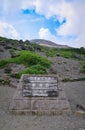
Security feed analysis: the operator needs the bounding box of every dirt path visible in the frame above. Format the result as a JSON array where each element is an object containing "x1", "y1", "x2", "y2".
[{"x1": 0, "y1": 82, "x2": 85, "y2": 130}]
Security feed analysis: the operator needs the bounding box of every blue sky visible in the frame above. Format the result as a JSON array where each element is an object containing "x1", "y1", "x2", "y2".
[{"x1": 0, "y1": 0, "x2": 85, "y2": 48}]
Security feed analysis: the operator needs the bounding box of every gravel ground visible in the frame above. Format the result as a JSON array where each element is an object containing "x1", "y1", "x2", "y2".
[
  {"x1": 49, "y1": 57, "x2": 85, "y2": 79},
  {"x1": 0, "y1": 81, "x2": 85, "y2": 130}
]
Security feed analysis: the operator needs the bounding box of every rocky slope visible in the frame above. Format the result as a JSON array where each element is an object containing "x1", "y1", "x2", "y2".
[
  {"x1": 31, "y1": 39, "x2": 69, "y2": 48},
  {"x1": 0, "y1": 36, "x2": 85, "y2": 87},
  {"x1": 0, "y1": 37, "x2": 85, "y2": 130}
]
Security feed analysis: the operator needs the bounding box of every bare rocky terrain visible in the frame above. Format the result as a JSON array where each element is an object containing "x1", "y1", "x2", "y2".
[
  {"x1": 31, "y1": 39, "x2": 69, "y2": 48},
  {"x1": 0, "y1": 81, "x2": 85, "y2": 130},
  {"x1": 0, "y1": 37, "x2": 85, "y2": 130},
  {"x1": 49, "y1": 56, "x2": 85, "y2": 80}
]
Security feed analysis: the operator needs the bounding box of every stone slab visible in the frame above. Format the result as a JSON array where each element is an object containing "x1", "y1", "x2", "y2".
[
  {"x1": 22, "y1": 75, "x2": 58, "y2": 97},
  {"x1": 9, "y1": 75, "x2": 71, "y2": 115}
]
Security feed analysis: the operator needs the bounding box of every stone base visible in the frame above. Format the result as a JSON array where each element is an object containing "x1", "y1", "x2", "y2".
[{"x1": 9, "y1": 75, "x2": 71, "y2": 115}]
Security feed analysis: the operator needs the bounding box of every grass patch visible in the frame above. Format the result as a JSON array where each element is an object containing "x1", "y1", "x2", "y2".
[
  {"x1": 0, "y1": 50, "x2": 51, "y2": 77},
  {"x1": 60, "y1": 51, "x2": 72, "y2": 58},
  {"x1": 16, "y1": 64, "x2": 47, "y2": 78},
  {"x1": 0, "y1": 59, "x2": 10, "y2": 68},
  {"x1": 11, "y1": 50, "x2": 51, "y2": 67},
  {"x1": 0, "y1": 51, "x2": 51, "y2": 68},
  {"x1": 40, "y1": 46, "x2": 85, "y2": 59},
  {"x1": 9, "y1": 49, "x2": 19, "y2": 58},
  {"x1": 62, "y1": 77, "x2": 85, "y2": 82},
  {"x1": 41, "y1": 47, "x2": 59, "y2": 57},
  {"x1": 40, "y1": 47, "x2": 72, "y2": 58},
  {"x1": 81, "y1": 63, "x2": 85, "y2": 73}
]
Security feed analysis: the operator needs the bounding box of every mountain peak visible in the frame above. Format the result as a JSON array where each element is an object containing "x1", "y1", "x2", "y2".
[{"x1": 30, "y1": 39, "x2": 69, "y2": 48}]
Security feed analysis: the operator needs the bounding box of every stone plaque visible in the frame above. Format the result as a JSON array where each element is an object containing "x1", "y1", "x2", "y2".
[
  {"x1": 22, "y1": 76, "x2": 58, "y2": 97},
  {"x1": 10, "y1": 75, "x2": 71, "y2": 115}
]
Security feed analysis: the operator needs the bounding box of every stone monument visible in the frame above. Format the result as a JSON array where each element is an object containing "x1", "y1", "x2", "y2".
[{"x1": 9, "y1": 75, "x2": 71, "y2": 115}]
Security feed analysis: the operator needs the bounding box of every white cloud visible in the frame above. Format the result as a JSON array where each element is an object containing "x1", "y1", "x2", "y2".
[
  {"x1": 21, "y1": 0, "x2": 35, "y2": 10},
  {"x1": 39, "y1": 28, "x2": 64, "y2": 45},
  {"x1": 21, "y1": 33, "x2": 30, "y2": 41},
  {"x1": 0, "y1": 0, "x2": 21, "y2": 14},
  {"x1": 21, "y1": 0, "x2": 85, "y2": 47},
  {"x1": 0, "y1": 0, "x2": 85, "y2": 47},
  {"x1": 56, "y1": 0, "x2": 85, "y2": 36},
  {"x1": 39, "y1": 27, "x2": 85, "y2": 48},
  {"x1": 0, "y1": 21, "x2": 19, "y2": 39},
  {"x1": 39, "y1": 28, "x2": 57, "y2": 41},
  {"x1": 33, "y1": 0, "x2": 80, "y2": 44}
]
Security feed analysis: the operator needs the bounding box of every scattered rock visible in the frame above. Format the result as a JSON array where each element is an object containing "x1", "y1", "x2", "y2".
[
  {"x1": 0, "y1": 48, "x2": 4, "y2": 52},
  {"x1": 21, "y1": 45, "x2": 26, "y2": 50},
  {"x1": 10, "y1": 63, "x2": 26, "y2": 74},
  {"x1": 4, "y1": 44, "x2": 12, "y2": 49},
  {"x1": 76, "y1": 110, "x2": 85, "y2": 116},
  {"x1": 28, "y1": 45, "x2": 35, "y2": 51},
  {"x1": 4, "y1": 66, "x2": 12, "y2": 73},
  {"x1": 0, "y1": 49, "x2": 11, "y2": 60},
  {"x1": 49, "y1": 56, "x2": 85, "y2": 79},
  {"x1": 10, "y1": 78, "x2": 19, "y2": 88},
  {"x1": 72, "y1": 53, "x2": 84, "y2": 60},
  {"x1": 56, "y1": 53, "x2": 61, "y2": 56},
  {"x1": 0, "y1": 74, "x2": 10, "y2": 85},
  {"x1": 76, "y1": 104, "x2": 85, "y2": 111},
  {"x1": 4, "y1": 63, "x2": 26, "y2": 74}
]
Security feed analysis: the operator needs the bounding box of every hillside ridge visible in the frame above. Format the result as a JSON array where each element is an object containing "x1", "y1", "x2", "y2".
[
  {"x1": 0, "y1": 36, "x2": 85, "y2": 86},
  {"x1": 30, "y1": 39, "x2": 69, "y2": 48}
]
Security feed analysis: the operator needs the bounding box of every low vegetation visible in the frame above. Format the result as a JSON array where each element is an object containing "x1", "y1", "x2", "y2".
[
  {"x1": 0, "y1": 36, "x2": 85, "y2": 79},
  {"x1": 81, "y1": 63, "x2": 85, "y2": 73},
  {"x1": 0, "y1": 36, "x2": 85, "y2": 60},
  {"x1": 62, "y1": 77, "x2": 85, "y2": 82},
  {"x1": 0, "y1": 51, "x2": 51, "y2": 67},
  {"x1": 0, "y1": 50, "x2": 51, "y2": 77},
  {"x1": 40, "y1": 46, "x2": 85, "y2": 59},
  {"x1": 16, "y1": 64, "x2": 47, "y2": 78}
]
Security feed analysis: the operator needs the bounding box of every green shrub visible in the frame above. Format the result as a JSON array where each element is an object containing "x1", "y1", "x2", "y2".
[
  {"x1": 81, "y1": 63, "x2": 85, "y2": 73},
  {"x1": 9, "y1": 49, "x2": 19, "y2": 58},
  {"x1": 0, "y1": 59, "x2": 9, "y2": 68},
  {"x1": 0, "y1": 51, "x2": 51, "y2": 78},
  {"x1": 60, "y1": 51, "x2": 72, "y2": 58},
  {"x1": 40, "y1": 46, "x2": 85, "y2": 59},
  {"x1": 0, "y1": 50, "x2": 51, "y2": 68},
  {"x1": 11, "y1": 51, "x2": 51, "y2": 67},
  {"x1": 16, "y1": 64, "x2": 47, "y2": 78},
  {"x1": 62, "y1": 77, "x2": 85, "y2": 82}
]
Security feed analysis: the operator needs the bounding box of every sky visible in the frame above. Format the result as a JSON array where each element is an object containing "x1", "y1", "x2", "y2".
[{"x1": 0, "y1": 0, "x2": 85, "y2": 48}]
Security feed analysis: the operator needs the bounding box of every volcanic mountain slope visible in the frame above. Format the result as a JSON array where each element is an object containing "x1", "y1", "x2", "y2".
[
  {"x1": 30, "y1": 39, "x2": 69, "y2": 48},
  {"x1": 0, "y1": 37, "x2": 85, "y2": 130},
  {"x1": 0, "y1": 36, "x2": 85, "y2": 84}
]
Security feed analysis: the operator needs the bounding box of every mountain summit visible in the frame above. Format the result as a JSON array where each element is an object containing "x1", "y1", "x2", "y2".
[{"x1": 30, "y1": 39, "x2": 69, "y2": 48}]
